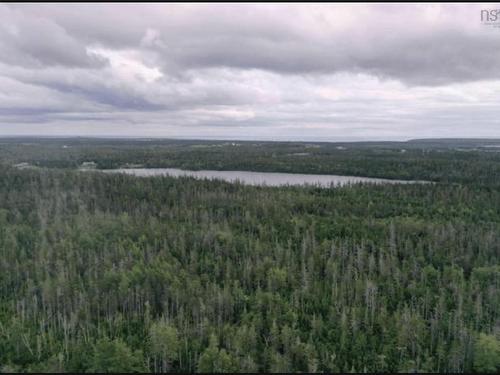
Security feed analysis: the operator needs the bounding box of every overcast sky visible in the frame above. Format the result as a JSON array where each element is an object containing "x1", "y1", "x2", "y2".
[{"x1": 1, "y1": 3, "x2": 500, "y2": 141}]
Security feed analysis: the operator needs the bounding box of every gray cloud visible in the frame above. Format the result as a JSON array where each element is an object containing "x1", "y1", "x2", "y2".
[
  {"x1": 0, "y1": 5, "x2": 106, "y2": 68},
  {"x1": 1, "y1": 4, "x2": 500, "y2": 139},
  {"x1": 10, "y1": 4, "x2": 500, "y2": 85}
]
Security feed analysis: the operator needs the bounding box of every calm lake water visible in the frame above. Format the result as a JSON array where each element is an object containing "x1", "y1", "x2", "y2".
[{"x1": 103, "y1": 168, "x2": 427, "y2": 188}]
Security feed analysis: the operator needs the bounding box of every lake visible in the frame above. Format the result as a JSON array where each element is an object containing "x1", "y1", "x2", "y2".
[{"x1": 102, "y1": 168, "x2": 428, "y2": 188}]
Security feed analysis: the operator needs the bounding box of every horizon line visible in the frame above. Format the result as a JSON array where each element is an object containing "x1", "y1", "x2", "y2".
[{"x1": 0, "y1": 135, "x2": 500, "y2": 143}]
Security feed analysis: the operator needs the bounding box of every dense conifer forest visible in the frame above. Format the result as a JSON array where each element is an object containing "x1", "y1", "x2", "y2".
[{"x1": 1, "y1": 138, "x2": 500, "y2": 372}]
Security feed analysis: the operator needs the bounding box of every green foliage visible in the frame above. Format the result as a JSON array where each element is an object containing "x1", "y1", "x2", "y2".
[
  {"x1": 473, "y1": 334, "x2": 500, "y2": 373},
  {"x1": 197, "y1": 335, "x2": 236, "y2": 373},
  {"x1": 148, "y1": 321, "x2": 180, "y2": 372},
  {"x1": 0, "y1": 139, "x2": 500, "y2": 372},
  {"x1": 88, "y1": 338, "x2": 146, "y2": 373}
]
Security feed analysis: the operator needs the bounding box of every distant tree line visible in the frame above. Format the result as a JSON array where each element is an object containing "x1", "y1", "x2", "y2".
[{"x1": 1, "y1": 138, "x2": 500, "y2": 185}]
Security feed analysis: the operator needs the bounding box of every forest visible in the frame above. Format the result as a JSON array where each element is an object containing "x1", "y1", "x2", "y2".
[{"x1": 1, "y1": 138, "x2": 500, "y2": 372}]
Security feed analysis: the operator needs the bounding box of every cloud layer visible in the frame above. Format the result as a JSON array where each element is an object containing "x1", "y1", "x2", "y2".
[{"x1": 1, "y1": 3, "x2": 500, "y2": 140}]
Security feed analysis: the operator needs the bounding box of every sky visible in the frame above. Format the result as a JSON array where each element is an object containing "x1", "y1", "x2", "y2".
[{"x1": 1, "y1": 3, "x2": 500, "y2": 141}]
